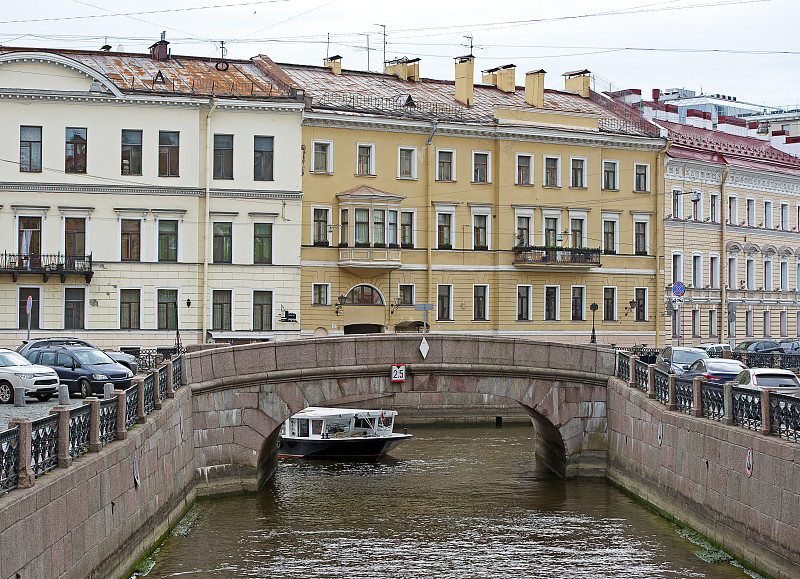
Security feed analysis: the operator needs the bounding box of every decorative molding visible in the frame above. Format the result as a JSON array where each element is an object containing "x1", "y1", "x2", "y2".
[{"x1": 0, "y1": 182, "x2": 301, "y2": 200}]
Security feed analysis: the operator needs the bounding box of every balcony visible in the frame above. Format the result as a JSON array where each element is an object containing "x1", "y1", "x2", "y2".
[
  {"x1": 338, "y1": 246, "x2": 401, "y2": 276},
  {"x1": 512, "y1": 246, "x2": 601, "y2": 269},
  {"x1": 0, "y1": 253, "x2": 94, "y2": 283}
]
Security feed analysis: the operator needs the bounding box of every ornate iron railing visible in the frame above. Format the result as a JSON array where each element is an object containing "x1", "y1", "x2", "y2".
[
  {"x1": 68, "y1": 405, "x2": 91, "y2": 459},
  {"x1": 172, "y1": 356, "x2": 183, "y2": 389},
  {"x1": 143, "y1": 373, "x2": 155, "y2": 414},
  {"x1": 701, "y1": 383, "x2": 725, "y2": 421},
  {"x1": 732, "y1": 387, "x2": 762, "y2": 431},
  {"x1": 99, "y1": 398, "x2": 118, "y2": 445},
  {"x1": 770, "y1": 392, "x2": 800, "y2": 442},
  {"x1": 0, "y1": 427, "x2": 19, "y2": 492},
  {"x1": 780, "y1": 353, "x2": 800, "y2": 370},
  {"x1": 0, "y1": 251, "x2": 93, "y2": 282},
  {"x1": 674, "y1": 377, "x2": 694, "y2": 414},
  {"x1": 513, "y1": 246, "x2": 601, "y2": 267},
  {"x1": 634, "y1": 358, "x2": 649, "y2": 392},
  {"x1": 125, "y1": 384, "x2": 139, "y2": 429},
  {"x1": 159, "y1": 365, "x2": 168, "y2": 400},
  {"x1": 653, "y1": 368, "x2": 669, "y2": 404},
  {"x1": 30, "y1": 414, "x2": 59, "y2": 476},
  {"x1": 627, "y1": 347, "x2": 661, "y2": 365},
  {"x1": 617, "y1": 351, "x2": 631, "y2": 380}
]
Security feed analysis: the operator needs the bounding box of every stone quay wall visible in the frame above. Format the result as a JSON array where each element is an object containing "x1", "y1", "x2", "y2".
[
  {"x1": 0, "y1": 379, "x2": 195, "y2": 579},
  {"x1": 606, "y1": 375, "x2": 800, "y2": 579}
]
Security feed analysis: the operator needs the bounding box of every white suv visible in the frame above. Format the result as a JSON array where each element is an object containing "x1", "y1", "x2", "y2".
[
  {"x1": 731, "y1": 368, "x2": 800, "y2": 397},
  {"x1": 0, "y1": 348, "x2": 60, "y2": 404}
]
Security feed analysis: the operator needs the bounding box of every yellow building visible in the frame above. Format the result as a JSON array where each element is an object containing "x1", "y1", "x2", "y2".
[{"x1": 279, "y1": 57, "x2": 667, "y2": 344}]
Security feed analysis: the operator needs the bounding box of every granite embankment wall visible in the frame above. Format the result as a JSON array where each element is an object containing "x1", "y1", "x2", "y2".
[
  {"x1": 0, "y1": 385, "x2": 194, "y2": 579},
  {"x1": 607, "y1": 376, "x2": 800, "y2": 579}
]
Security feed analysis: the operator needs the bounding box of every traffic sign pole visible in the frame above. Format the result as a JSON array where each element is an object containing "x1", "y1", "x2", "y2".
[{"x1": 26, "y1": 295, "x2": 32, "y2": 342}]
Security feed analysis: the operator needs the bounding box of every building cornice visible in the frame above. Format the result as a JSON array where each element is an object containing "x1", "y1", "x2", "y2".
[
  {"x1": 0, "y1": 182, "x2": 302, "y2": 199},
  {"x1": 666, "y1": 158, "x2": 800, "y2": 195}
]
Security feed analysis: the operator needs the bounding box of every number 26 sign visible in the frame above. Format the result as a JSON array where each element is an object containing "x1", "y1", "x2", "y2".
[{"x1": 391, "y1": 364, "x2": 407, "y2": 382}]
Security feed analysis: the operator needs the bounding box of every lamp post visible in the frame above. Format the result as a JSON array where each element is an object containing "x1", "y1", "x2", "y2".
[
  {"x1": 175, "y1": 299, "x2": 181, "y2": 352},
  {"x1": 590, "y1": 302, "x2": 598, "y2": 344}
]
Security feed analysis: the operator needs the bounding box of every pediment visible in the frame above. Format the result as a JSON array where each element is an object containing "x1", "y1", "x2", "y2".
[
  {"x1": 0, "y1": 52, "x2": 122, "y2": 96},
  {"x1": 336, "y1": 185, "x2": 405, "y2": 202}
]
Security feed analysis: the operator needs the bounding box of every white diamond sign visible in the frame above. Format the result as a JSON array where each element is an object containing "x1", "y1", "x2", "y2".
[{"x1": 419, "y1": 337, "x2": 429, "y2": 359}]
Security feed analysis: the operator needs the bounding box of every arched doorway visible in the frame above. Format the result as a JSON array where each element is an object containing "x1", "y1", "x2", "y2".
[{"x1": 339, "y1": 284, "x2": 386, "y2": 334}]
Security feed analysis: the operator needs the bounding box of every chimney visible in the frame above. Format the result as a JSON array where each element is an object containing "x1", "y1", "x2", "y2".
[
  {"x1": 149, "y1": 31, "x2": 170, "y2": 61},
  {"x1": 324, "y1": 55, "x2": 342, "y2": 75},
  {"x1": 496, "y1": 65, "x2": 516, "y2": 93},
  {"x1": 454, "y1": 55, "x2": 474, "y2": 106},
  {"x1": 385, "y1": 57, "x2": 420, "y2": 81},
  {"x1": 524, "y1": 69, "x2": 546, "y2": 108},
  {"x1": 652, "y1": 88, "x2": 661, "y2": 101},
  {"x1": 563, "y1": 69, "x2": 590, "y2": 98}
]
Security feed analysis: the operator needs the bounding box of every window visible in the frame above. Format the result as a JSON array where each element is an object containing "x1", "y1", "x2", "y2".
[
  {"x1": 634, "y1": 288, "x2": 647, "y2": 322},
  {"x1": 312, "y1": 284, "x2": 329, "y2": 306},
  {"x1": 18, "y1": 288, "x2": 39, "y2": 330},
  {"x1": 437, "y1": 285, "x2": 452, "y2": 321},
  {"x1": 212, "y1": 290, "x2": 232, "y2": 331},
  {"x1": 388, "y1": 210, "x2": 398, "y2": 246},
  {"x1": 691, "y1": 193, "x2": 701, "y2": 221},
  {"x1": 355, "y1": 208, "x2": 370, "y2": 246},
  {"x1": 545, "y1": 286, "x2": 559, "y2": 321},
  {"x1": 764, "y1": 200, "x2": 773, "y2": 228},
  {"x1": 121, "y1": 130, "x2": 142, "y2": 175},
  {"x1": 570, "y1": 218, "x2": 584, "y2": 249},
  {"x1": 544, "y1": 217, "x2": 558, "y2": 247},
  {"x1": 65, "y1": 218, "x2": 86, "y2": 264},
  {"x1": 398, "y1": 284, "x2": 414, "y2": 306},
  {"x1": 64, "y1": 287, "x2": 85, "y2": 330},
  {"x1": 672, "y1": 252, "x2": 683, "y2": 284},
  {"x1": 401, "y1": 211, "x2": 414, "y2": 248},
  {"x1": 158, "y1": 131, "x2": 179, "y2": 177},
  {"x1": 120, "y1": 289, "x2": 140, "y2": 330},
  {"x1": 571, "y1": 286, "x2": 584, "y2": 321},
  {"x1": 517, "y1": 154, "x2": 532, "y2": 185},
  {"x1": 709, "y1": 309, "x2": 718, "y2": 337},
  {"x1": 65, "y1": 128, "x2": 87, "y2": 174},
  {"x1": 728, "y1": 256, "x2": 738, "y2": 289},
  {"x1": 692, "y1": 309, "x2": 701, "y2": 337},
  {"x1": 710, "y1": 193, "x2": 719, "y2": 223},
  {"x1": 213, "y1": 134, "x2": 234, "y2": 179},
  {"x1": 780, "y1": 259, "x2": 788, "y2": 291},
  {"x1": 373, "y1": 210, "x2": 385, "y2": 246},
  {"x1": 437, "y1": 150, "x2": 454, "y2": 181},
  {"x1": 746, "y1": 256, "x2": 755, "y2": 290},
  {"x1": 357, "y1": 143, "x2": 374, "y2": 176},
  {"x1": 517, "y1": 285, "x2": 531, "y2": 321},
  {"x1": 253, "y1": 291, "x2": 272, "y2": 331},
  {"x1": 473, "y1": 214, "x2": 487, "y2": 249},
  {"x1": 602, "y1": 160, "x2": 618, "y2": 190},
  {"x1": 746, "y1": 198, "x2": 755, "y2": 226},
  {"x1": 517, "y1": 216, "x2": 530, "y2": 247},
  {"x1": 544, "y1": 156, "x2": 559, "y2": 187},
  {"x1": 213, "y1": 222, "x2": 232, "y2": 264},
  {"x1": 672, "y1": 190, "x2": 683, "y2": 219},
  {"x1": 764, "y1": 310, "x2": 771, "y2": 337},
  {"x1": 672, "y1": 308, "x2": 680, "y2": 339},
  {"x1": 20, "y1": 126, "x2": 42, "y2": 172},
  {"x1": 763, "y1": 257, "x2": 773, "y2": 291},
  {"x1": 603, "y1": 287, "x2": 616, "y2": 321},
  {"x1": 692, "y1": 254, "x2": 702, "y2": 288},
  {"x1": 254, "y1": 136, "x2": 274, "y2": 181},
  {"x1": 781, "y1": 203, "x2": 789, "y2": 230},
  {"x1": 340, "y1": 210, "x2": 349, "y2": 246},
  {"x1": 158, "y1": 220, "x2": 178, "y2": 262},
  {"x1": 709, "y1": 255, "x2": 719, "y2": 289},
  {"x1": 437, "y1": 213, "x2": 452, "y2": 248},
  {"x1": 398, "y1": 147, "x2": 416, "y2": 179},
  {"x1": 603, "y1": 220, "x2": 616, "y2": 254},
  {"x1": 634, "y1": 163, "x2": 649, "y2": 192},
  {"x1": 746, "y1": 309, "x2": 753, "y2": 336},
  {"x1": 312, "y1": 141, "x2": 331, "y2": 173},
  {"x1": 570, "y1": 158, "x2": 586, "y2": 188},
  {"x1": 728, "y1": 196, "x2": 738, "y2": 224},
  {"x1": 313, "y1": 208, "x2": 330, "y2": 245},
  {"x1": 157, "y1": 289, "x2": 178, "y2": 330},
  {"x1": 781, "y1": 310, "x2": 788, "y2": 337},
  {"x1": 633, "y1": 218, "x2": 649, "y2": 256},
  {"x1": 472, "y1": 152, "x2": 490, "y2": 183},
  {"x1": 254, "y1": 223, "x2": 272, "y2": 264},
  {"x1": 18, "y1": 216, "x2": 41, "y2": 261},
  {"x1": 473, "y1": 285, "x2": 488, "y2": 320}
]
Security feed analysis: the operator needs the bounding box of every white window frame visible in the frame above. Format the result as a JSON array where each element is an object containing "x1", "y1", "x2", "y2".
[
  {"x1": 764, "y1": 310, "x2": 771, "y2": 337},
  {"x1": 672, "y1": 251, "x2": 684, "y2": 284},
  {"x1": 514, "y1": 207, "x2": 535, "y2": 247},
  {"x1": 251, "y1": 288, "x2": 275, "y2": 332},
  {"x1": 472, "y1": 284, "x2": 489, "y2": 321},
  {"x1": 634, "y1": 287, "x2": 648, "y2": 322},
  {"x1": 602, "y1": 159, "x2": 619, "y2": 191},
  {"x1": 709, "y1": 253, "x2": 720, "y2": 289},
  {"x1": 154, "y1": 287, "x2": 181, "y2": 331},
  {"x1": 118, "y1": 286, "x2": 142, "y2": 330},
  {"x1": 746, "y1": 255, "x2": 755, "y2": 290},
  {"x1": 434, "y1": 203, "x2": 457, "y2": 249},
  {"x1": 796, "y1": 203, "x2": 800, "y2": 231},
  {"x1": 633, "y1": 162, "x2": 650, "y2": 192},
  {"x1": 516, "y1": 284, "x2": 532, "y2": 321},
  {"x1": 728, "y1": 254, "x2": 739, "y2": 289},
  {"x1": 355, "y1": 142, "x2": 376, "y2": 176},
  {"x1": 470, "y1": 204, "x2": 492, "y2": 250},
  {"x1": 16, "y1": 285, "x2": 43, "y2": 330},
  {"x1": 14, "y1": 210, "x2": 48, "y2": 257},
  {"x1": 60, "y1": 208, "x2": 92, "y2": 257},
  {"x1": 692, "y1": 308, "x2": 701, "y2": 337},
  {"x1": 671, "y1": 188, "x2": 684, "y2": 219},
  {"x1": 436, "y1": 148, "x2": 456, "y2": 181},
  {"x1": 515, "y1": 153, "x2": 534, "y2": 185},
  {"x1": 780, "y1": 258, "x2": 789, "y2": 291},
  {"x1": 780, "y1": 309, "x2": 788, "y2": 337},
  {"x1": 310, "y1": 205, "x2": 332, "y2": 245},
  {"x1": 63, "y1": 285, "x2": 88, "y2": 330},
  {"x1": 397, "y1": 146, "x2": 417, "y2": 180},
  {"x1": 541, "y1": 208, "x2": 562, "y2": 246},
  {"x1": 728, "y1": 194, "x2": 738, "y2": 225},
  {"x1": 632, "y1": 213, "x2": 650, "y2": 255},
  {"x1": 568, "y1": 209, "x2": 588, "y2": 249},
  {"x1": 709, "y1": 192, "x2": 720, "y2": 223},
  {"x1": 569, "y1": 156, "x2": 587, "y2": 188},
  {"x1": 437, "y1": 284, "x2": 453, "y2": 321},
  {"x1": 544, "y1": 285, "x2": 560, "y2": 321},
  {"x1": 763, "y1": 199, "x2": 773, "y2": 229},
  {"x1": 570, "y1": 285, "x2": 586, "y2": 321},
  {"x1": 603, "y1": 286, "x2": 617, "y2": 321},
  {"x1": 691, "y1": 252, "x2": 703, "y2": 288},
  {"x1": 115, "y1": 210, "x2": 147, "y2": 262},
  {"x1": 601, "y1": 211, "x2": 620, "y2": 254},
  {"x1": 397, "y1": 283, "x2": 415, "y2": 306},
  {"x1": 763, "y1": 255, "x2": 773, "y2": 291},
  {"x1": 400, "y1": 209, "x2": 417, "y2": 248},
  {"x1": 211, "y1": 219, "x2": 235, "y2": 264},
  {"x1": 154, "y1": 214, "x2": 184, "y2": 263},
  {"x1": 209, "y1": 287, "x2": 235, "y2": 331},
  {"x1": 310, "y1": 139, "x2": 333, "y2": 174},
  {"x1": 543, "y1": 155, "x2": 561, "y2": 188},
  {"x1": 780, "y1": 202, "x2": 790, "y2": 230},
  {"x1": 690, "y1": 190, "x2": 703, "y2": 221},
  {"x1": 311, "y1": 283, "x2": 330, "y2": 306},
  {"x1": 745, "y1": 309, "x2": 754, "y2": 337},
  {"x1": 746, "y1": 197, "x2": 756, "y2": 227},
  {"x1": 471, "y1": 150, "x2": 492, "y2": 184},
  {"x1": 709, "y1": 308, "x2": 718, "y2": 338}
]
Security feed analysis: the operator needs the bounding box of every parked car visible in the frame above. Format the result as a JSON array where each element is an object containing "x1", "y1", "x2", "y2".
[
  {"x1": 733, "y1": 340, "x2": 784, "y2": 354},
  {"x1": 780, "y1": 339, "x2": 800, "y2": 354},
  {"x1": 730, "y1": 368, "x2": 800, "y2": 397},
  {"x1": 655, "y1": 346, "x2": 709, "y2": 375},
  {"x1": 25, "y1": 346, "x2": 133, "y2": 398},
  {"x1": 0, "y1": 348, "x2": 60, "y2": 404},
  {"x1": 696, "y1": 343, "x2": 732, "y2": 357},
  {"x1": 17, "y1": 337, "x2": 138, "y2": 374},
  {"x1": 683, "y1": 358, "x2": 747, "y2": 383}
]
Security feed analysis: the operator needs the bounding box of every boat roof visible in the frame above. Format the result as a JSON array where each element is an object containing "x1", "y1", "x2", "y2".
[{"x1": 291, "y1": 407, "x2": 397, "y2": 419}]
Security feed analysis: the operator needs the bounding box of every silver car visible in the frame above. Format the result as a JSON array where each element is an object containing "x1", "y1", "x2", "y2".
[
  {"x1": 731, "y1": 368, "x2": 800, "y2": 397},
  {"x1": 0, "y1": 348, "x2": 60, "y2": 403}
]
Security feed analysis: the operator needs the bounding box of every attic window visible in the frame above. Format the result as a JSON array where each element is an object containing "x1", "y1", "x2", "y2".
[
  {"x1": 394, "y1": 94, "x2": 415, "y2": 108},
  {"x1": 153, "y1": 70, "x2": 166, "y2": 84}
]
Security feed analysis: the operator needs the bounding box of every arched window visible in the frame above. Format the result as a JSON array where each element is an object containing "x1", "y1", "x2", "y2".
[{"x1": 343, "y1": 284, "x2": 384, "y2": 305}]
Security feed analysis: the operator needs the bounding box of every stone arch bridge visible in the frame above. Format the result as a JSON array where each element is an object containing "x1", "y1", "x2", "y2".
[{"x1": 186, "y1": 334, "x2": 615, "y2": 494}]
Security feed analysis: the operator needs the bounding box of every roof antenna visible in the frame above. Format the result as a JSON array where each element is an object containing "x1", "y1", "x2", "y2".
[
  {"x1": 463, "y1": 34, "x2": 473, "y2": 56},
  {"x1": 215, "y1": 40, "x2": 229, "y2": 71},
  {"x1": 326, "y1": 33, "x2": 330, "y2": 59}
]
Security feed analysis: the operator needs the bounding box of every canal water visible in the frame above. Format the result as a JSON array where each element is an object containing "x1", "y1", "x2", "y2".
[{"x1": 145, "y1": 425, "x2": 756, "y2": 578}]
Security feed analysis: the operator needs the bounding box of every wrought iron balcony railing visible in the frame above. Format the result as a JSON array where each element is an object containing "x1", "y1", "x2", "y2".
[
  {"x1": 0, "y1": 252, "x2": 93, "y2": 282},
  {"x1": 512, "y1": 246, "x2": 601, "y2": 267}
]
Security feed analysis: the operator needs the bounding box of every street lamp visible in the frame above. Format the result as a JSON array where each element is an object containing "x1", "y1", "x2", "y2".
[{"x1": 590, "y1": 302, "x2": 598, "y2": 344}]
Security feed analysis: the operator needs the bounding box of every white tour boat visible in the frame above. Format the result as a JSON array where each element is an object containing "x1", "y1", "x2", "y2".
[{"x1": 278, "y1": 407, "x2": 412, "y2": 459}]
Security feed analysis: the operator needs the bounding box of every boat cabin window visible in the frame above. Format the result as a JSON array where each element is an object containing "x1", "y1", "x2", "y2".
[
  {"x1": 378, "y1": 415, "x2": 394, "y2": 430},
  {"x1": 354, "y1": 417, "x2": 376, "y2": 430},
  {"x1": 326, "y1": 420, "x2": 349, "y2": 434},
  {"x1": 312, "y1": 420, "x2": 324, "y2": 435},
  {"x1": 298, "y1": 419, "x2": 309, "y2": 437}
]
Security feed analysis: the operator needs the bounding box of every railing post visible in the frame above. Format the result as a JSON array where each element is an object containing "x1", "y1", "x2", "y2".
[
  {"x1": 113, "y1": 389, "x2": 127, "y2": 440},
  {"x1": 722, "y1": 348, "x2": 731, "y2": 359},
  {"x1": 135, "y1": 378, "x2": 146, "y2": 423},
  {"x1": 50, "y1": 406, "x2": 72, "y2": 469},
  {"x1": 87, "y1": 397, "x2": 101, "y2": 452},
  {"x1": 166, "y1": 360, "x2": 175, "y2": 398},
  {"x1": 152, "y1": 368, "x2": 162, "y2": 410},
  {"x1": 723, "y1": 382, "x2": 734, "y2": 425},
  {"x1": 667, "y1": 375, "x2": 677, "y2": 411},
  {"x1": 692, "y1": 377, "x2": 703, "y2": 417},
  {"x1": 628, "y1": 355, "x2": 638, "y2": 388},
  {"x1": 8, "y1": 418, "x2": 34, "y2": 488},
  {"x1": 647, "y1": 364, "x2": 656, "y2": 399},
  {"x1": 760, "y1": 389, "x2": 772, "y2": 436}
]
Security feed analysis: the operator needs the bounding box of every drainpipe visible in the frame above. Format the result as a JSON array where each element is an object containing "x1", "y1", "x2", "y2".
[
  {"x1": 201, "y1": 98, "x2": 218, "y2": 342},
  {"x1": 426, "y1": 121, "x2": 439, "y2": 324},
  {"x1": 654, "y1": 140, "x2": 671, "y2": 349},
  {"x1": 720, "y1": 164, "x2": 730, "y2": 344}
]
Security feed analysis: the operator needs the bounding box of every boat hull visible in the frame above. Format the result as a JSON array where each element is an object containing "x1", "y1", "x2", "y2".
[{"x1": 278, "y1": 433, "x2": 412, "y2": 459}]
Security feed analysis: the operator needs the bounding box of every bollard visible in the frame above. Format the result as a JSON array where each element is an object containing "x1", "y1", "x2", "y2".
[
  {"x1": 104, "y1": 382, "x2": 113, "y2": 399},
  {"x1": 58, "y1": 384, "x2": 70, "y2": 405},
  {"x1": 723, "y1": 381, "x2": 734, "y2": 425},
  {"x1": 692, "y1": 376, "x2": 703, "y2": 417},
  {"x1": 760, "y1": 389, "x2": 772, "y2": 436},
  {"x1": 667, "y1": 375, "x2": 677, "y2": 411},
  {"x1": 647, "y1": 364, "x2": 656, "y2": 399},
  {"x1": 13, "y1": 386, "x2": 25, "y2": 407}
]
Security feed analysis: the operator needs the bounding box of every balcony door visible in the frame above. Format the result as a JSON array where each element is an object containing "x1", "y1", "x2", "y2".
[
  {"x1": 65, "y1": 218, "x2": 86, "y2": 270},
  {"x1": 18, "y1": 216, "x2": 41, "y2": 268}
]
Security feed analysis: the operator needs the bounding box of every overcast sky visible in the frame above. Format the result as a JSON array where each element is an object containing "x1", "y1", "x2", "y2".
[{"x1": 2, "y1": 0, "x2": 798, "y2": 106}]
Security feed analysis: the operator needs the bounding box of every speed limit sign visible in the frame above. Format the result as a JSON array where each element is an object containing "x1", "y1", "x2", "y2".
[{"x1": 391, "y1": 364, "x2": 406, "y2": 382}]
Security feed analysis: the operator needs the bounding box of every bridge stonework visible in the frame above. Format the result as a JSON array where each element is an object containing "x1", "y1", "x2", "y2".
[{"x1": 185, "y1": 335, "x2": 615, "y2": 494}]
